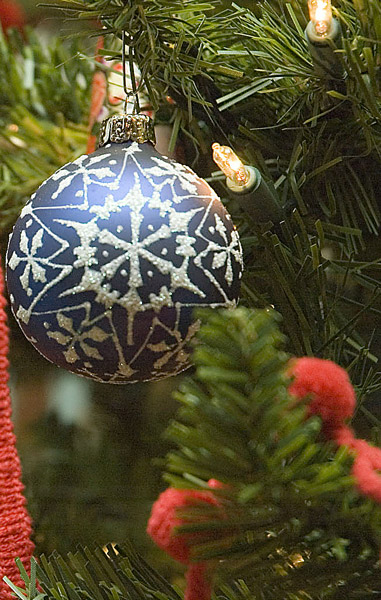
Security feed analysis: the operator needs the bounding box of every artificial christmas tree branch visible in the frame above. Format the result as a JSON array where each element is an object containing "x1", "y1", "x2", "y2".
[
  {"x1": 0, "y1": 29, "x2": 91, "y2": 236},
  {"x1": 7, "y1": 545, "x2": 182, "y2": 600},
  {"x1": 162, "y1": 308, "x2": 381, "y2": 598}
]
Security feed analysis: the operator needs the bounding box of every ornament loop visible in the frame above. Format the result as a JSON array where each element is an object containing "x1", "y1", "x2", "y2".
[
  {"x1": 122, "y1": 30, "x2": 140, "y2": 115},
  {"x1": 98, "y1": 113, "x2": 156, "y2": 146}
]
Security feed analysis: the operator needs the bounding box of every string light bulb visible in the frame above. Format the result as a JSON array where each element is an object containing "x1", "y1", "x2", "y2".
[
  {"x1": 211, "y1": 143, "x2": 283, "y2": 223},
  {"x1": 212, "y1": 143, "x2": 251, "y2": 188},
  {"x1": 308, "y1": 0, "x2": 333, "y2": 36},
  {"x1": 305, "y1": 1, "x2": 344, "y2": 80}
]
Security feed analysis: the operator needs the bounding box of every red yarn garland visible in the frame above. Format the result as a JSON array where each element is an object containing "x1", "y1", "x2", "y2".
[
  {"x1": 289, "y1": 357, "x2": 381, "y2": 504},
  {"x1": 185, "y1": 563, "x2": 212, "y2": 600},
  {"x1": 334, "y1": 425, "x2": 381, "y2": 503},
  {"x1": 0, "y1": 257, "x2": 34, "y2": 598},
  {"x1": 0, "y1": 0, "x2": 26, "y2": 34},
  {"x1": 86, "y1": 36, "x2": 107, "y2": 155},
  {"x1": 147, "y1": 482, "x2": 222, "y2": 600},
  {"x1": 288, "y1": 357, "x2": 356, "y2": 425}
]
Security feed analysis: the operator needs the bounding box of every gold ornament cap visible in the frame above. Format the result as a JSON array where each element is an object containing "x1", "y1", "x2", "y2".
[{"x1": 98, "y1": 114, "x2": 156, "y2": 147}]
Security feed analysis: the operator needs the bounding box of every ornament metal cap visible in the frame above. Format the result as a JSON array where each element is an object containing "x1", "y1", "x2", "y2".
[{"x1": 98, "y1": 113, "x2": 156, "y2": 147}]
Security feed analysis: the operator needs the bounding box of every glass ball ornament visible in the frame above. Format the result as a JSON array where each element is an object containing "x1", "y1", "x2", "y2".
[{"x1": 6, "y1": 115, "x2": 243, "y2": 383}]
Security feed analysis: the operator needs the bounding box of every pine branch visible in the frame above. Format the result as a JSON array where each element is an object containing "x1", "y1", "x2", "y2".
[
  {"x1": 164, "y1": 308, "x2": 381, "y2": 598},
  {"x1": 0, "y1": 30, "x2": 92, "y2": 238},
  {"x1": 0, "y1": 28, "x2": 93, "y2": 125},
  {"x1": 4, "y1": 545, "x2": 182, "y2": 600},
  {"x1": 0, "y1": 107, "x2": 88, "y2": 238}
]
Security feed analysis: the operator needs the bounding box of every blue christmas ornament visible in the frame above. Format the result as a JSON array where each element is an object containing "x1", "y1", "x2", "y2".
[{"x1": 6, "y1": 115, "x2": 243, "y2": 383}]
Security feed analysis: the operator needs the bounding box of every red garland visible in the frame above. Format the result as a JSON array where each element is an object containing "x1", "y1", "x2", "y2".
[
  {"x1": 288, "y1": 356, "x2": 356, "y2": 425},
  {"x1": 0, "y1": 0, "x2": 25, "y2": 34},
  {"x1": 0, "y1": 258, "x2": 34, "y2": 599},
  {"x1": 86, "y1": 36, "x2": 107, "y2": 155},
  {"x1": 147, "y1": 482, "x2": 224, "y2": 600},
  {"x1": 289, "y1": 357, "x2": 381, "y2": 504},
  {"x1": 334, "y1": 425, "x2": 381, "y2": 504}
]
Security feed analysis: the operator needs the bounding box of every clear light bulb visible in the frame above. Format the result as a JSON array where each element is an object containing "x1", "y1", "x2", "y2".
[
  {"x1": 308, "y1": 0, "x2": 332, "y2": 36},
  {"x1": 212, "y1": 143, "x2": 249, "y2": 187}
]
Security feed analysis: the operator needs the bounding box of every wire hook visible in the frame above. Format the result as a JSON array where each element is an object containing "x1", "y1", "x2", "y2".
[{"x1": 121, "y1": 30, "x2": 140, "y2": 114}]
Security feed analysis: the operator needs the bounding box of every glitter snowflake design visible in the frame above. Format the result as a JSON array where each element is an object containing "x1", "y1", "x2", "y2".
[{"x1": 7, "y1": 141, "x2": 243, "y2": 383}]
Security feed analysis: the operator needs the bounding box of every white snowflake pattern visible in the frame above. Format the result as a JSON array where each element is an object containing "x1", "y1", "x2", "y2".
[
  {"x1": 8, "y1": 229, "x2": 46, "y2": 295},
  {"x1": 46, "y1": 312, "x2": 110, "y2": 364},
  {"x1": 144, "y1": 156, "x2": 199, "y2": 194},
  {"x1": 51, "y1": 154, "x2": 116, "y2": 199},
  {"x1": 210, "y1": 217, "x2": 243, "y2": 285}
]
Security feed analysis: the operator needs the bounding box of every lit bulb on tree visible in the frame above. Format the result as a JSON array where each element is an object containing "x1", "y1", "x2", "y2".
[
  {"x1": 6, "y1": 115, "x2": 243, "y2": 384},
  {"x1": 308, "y1": 0, "x2": 332, "y2": 36},
  {"x1": 305, "y1": 0, "x2": 344, "y2": 80},
  {"x1": 212, "y1": 143, "x2": 254, "y2": 190},
  {"x1": 212, "y1": 143, "x2": 282, "y2": 223}
]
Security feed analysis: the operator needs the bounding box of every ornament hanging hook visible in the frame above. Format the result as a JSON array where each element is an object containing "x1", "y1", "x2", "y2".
[
  {"x1": 122, "y1": 30, "x2": 140, "y2": 115},
  {"x1": 98, "y1": 29, "x2": 155, "y2": 147}
]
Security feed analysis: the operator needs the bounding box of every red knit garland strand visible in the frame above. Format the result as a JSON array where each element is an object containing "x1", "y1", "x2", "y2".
[
  {"x1": 0, "y1": 0, "x2": 26, "y2": 34},
  {"x1": 289, "y1": 357, "x2": 381, "y2": 504},
  {"x1": 185, "y1": 563, "x2": 212, "y2": 600},
  {"x1": 147, "y1": 482, "x2": 222, "y2": 600},
  {"x1": 86, "y1": 35, "x2": 107, "y2": 155},
  {"x1": 0, "y1": 258, "x2": 34, "y2": 599}
]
